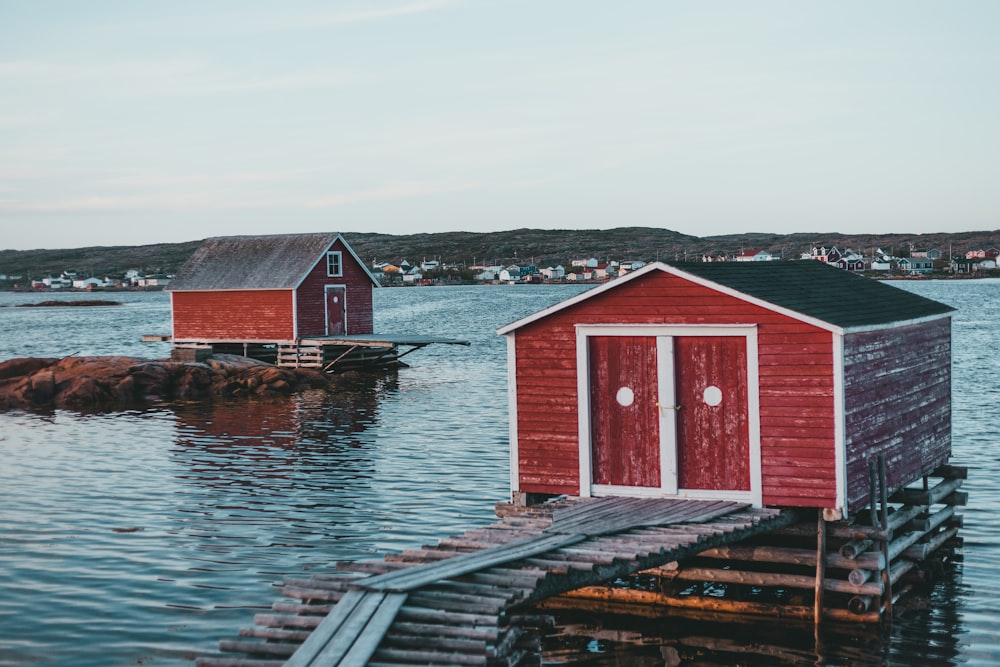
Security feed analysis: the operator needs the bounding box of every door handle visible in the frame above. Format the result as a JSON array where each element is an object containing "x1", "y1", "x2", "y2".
[{"x1": 656, "y1": 402, "x2": 681, "y2": 411}]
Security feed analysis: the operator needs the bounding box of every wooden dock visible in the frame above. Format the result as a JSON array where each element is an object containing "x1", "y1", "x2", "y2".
[
  {"x1": 196, "y1": 497, "x2": 794, "y2": 667},
  {"x1": 168, "y1": 334, "x2": 470, "y2": 371}
]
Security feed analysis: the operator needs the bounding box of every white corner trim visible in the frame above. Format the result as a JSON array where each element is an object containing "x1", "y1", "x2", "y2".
[
  {"x1": 833, "y1": 331, "x2": 847, "y2": 517},
  {"x1": 576, "y1": 328, "x2": 593, "y2": 498},
  {"x1": 506, "y1": 334, "x2": 520, "y2": 497},
  {"x1": 745, "y1": 327, "x2": 763, "y2": 508}
]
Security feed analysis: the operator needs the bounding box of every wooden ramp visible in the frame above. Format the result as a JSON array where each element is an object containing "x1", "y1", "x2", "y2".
[{"x1": 197, "y1": 497, "x2": 794, "y2": 667}]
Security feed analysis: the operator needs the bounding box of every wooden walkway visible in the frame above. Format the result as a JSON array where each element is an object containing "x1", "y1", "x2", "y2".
[{"x1": 197, "y1": 497, "x2": 794, "y2": 667}]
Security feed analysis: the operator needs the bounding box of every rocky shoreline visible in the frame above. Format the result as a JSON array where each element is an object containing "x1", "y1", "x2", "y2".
[{"x1": 0, "y1": 354, "x2": 337, "y2": 410}]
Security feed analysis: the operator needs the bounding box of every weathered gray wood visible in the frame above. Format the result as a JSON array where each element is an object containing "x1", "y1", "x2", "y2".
[
  {"x1": 238, "y1": 626, "x2": 313, "y2": 641},
  {"x1": 698, "y1": 544, "x2": 885, "y2": 572},
  {"x1": 196, "y1": 659, "x2": 285, "y2": 667},
  {"x1": 361, "y1": 532, "x2": 586, "y2": 592},
  {"x1": 284, "y1": 589, "x2": 369, "y2": 666},
  {"x1": 389, "y1": 621, "x2": 498, "y2": 641},
  {"x1": 932, "y1": 464, "x2": 968, "y2": 479},
  {"x1": 336, "y1": 593, "x2": 408, "y2": 667},
  {"x1": 217, "y1": 640, "x2": 296, "y2": 657},
  {"x1": 253, "y1": 613, "x2": 323, "y2": 629},
  {"x1": 890, "y1": 477, "x2": 962, "y2": 506},
  {"x1": 672, "y1": 566, "x2": 882, "y2": 596},
  {"x1": 371, "y1": 647, "x2": 488, "y2": 666}
]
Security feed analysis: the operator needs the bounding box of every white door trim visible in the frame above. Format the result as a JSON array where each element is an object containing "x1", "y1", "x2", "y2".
[{"x1": 575, "y1": 324, "x2": 762, "y2": 506}]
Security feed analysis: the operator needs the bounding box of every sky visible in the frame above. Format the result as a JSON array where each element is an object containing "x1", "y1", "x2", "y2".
[{"x1": 1, "y1": 1, "x2": 998, "y2": 250}]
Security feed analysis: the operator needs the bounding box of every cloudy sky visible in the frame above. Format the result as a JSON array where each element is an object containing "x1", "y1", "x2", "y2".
[{"x1": 1, "y1": 1, "x2": 998, "y2": 250}]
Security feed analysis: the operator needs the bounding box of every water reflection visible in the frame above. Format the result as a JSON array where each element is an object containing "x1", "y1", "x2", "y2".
[
  {"x1": 543, "y1": 596, "x2": 972, "y2": 667},
  {"x1": 166, "y1": 374, "x2": 396, "y2": 569}
]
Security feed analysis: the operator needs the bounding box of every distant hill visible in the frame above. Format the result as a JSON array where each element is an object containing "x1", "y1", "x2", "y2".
[{"x1": 3, "y1": 227, "x2": 1000, "y2": 280}]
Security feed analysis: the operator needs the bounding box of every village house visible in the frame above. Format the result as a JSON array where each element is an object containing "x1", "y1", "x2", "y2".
[
  {"x1": 72, "y1": 277, "x2": 110, "y2": 289},
  {"x1": 951, "y1": 257, "x2": 998, "y2": 273},
  {"x1": 540, "y1": 265, "x2": 566, "y2": 281},
  {"x1": 897, "y1": 258, "x2": 934, "y2": 275},
  {"x1": 735, "y1": 249, "x2": 774, "y2": 262},
  {"x1": 834, "y1": 252, "x2": 869, "y2": 272}
]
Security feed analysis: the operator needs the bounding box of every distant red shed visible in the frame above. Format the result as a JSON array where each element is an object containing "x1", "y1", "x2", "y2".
[
  {"x1": 498, "y1": 261, "x2": 955, "y2": 518},
  {"x1": 167, "y1": 233, "x2": 378, "y2": 343}
]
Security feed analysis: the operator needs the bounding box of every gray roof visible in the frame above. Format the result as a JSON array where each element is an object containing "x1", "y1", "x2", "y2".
[{"x1": 168, "y1": 233, "x2": 358, "y2": 291}]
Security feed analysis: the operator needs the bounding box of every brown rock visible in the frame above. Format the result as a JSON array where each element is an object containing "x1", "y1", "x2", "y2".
[
  {"x1": 57, "y1": 375, "x2": 112, "y2": 406},
  {"x1": 0, "y1": 357, "x2": 58, "y2": 382},
  {"x1": 30, "y1": 370, "x2": 56, "y2": 404}
]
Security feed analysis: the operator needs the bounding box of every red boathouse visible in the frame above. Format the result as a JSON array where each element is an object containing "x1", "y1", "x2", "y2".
[
  {"x1": 498, "y1": 261, "x2": 955, "y2": 519},
  {"x1": 168, "y1": 232, "x2": 378, "y2": 345}
]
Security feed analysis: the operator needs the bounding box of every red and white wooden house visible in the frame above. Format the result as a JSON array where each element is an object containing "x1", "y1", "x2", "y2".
[
  {"x1": 168, "y1": 232, "x2": 378, "y2": 344},
  {"x1": 498, "y1": 261, "x2": 955, "y2": 519}
]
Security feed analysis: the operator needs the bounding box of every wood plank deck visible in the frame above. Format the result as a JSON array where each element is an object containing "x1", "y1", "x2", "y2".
[{"x1": 197, "y1": 497, "x2": 795, "y2": 667}]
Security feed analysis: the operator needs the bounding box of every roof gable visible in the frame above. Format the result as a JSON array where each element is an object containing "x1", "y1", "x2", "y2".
[
  {"x1": 498, "y1": 261, "x2": 954, "y2": 335},
  {"x1": 168, "y1": 232, "x2": 378, "y2": 291}
]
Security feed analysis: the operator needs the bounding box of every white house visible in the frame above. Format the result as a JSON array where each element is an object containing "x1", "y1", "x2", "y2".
[
  {"x1": 499, "y1": 265, "x2": 521, "y2": 282},
  {"x1": 72, "y1": 277, "x2": 108, "y2": 289},
  {"x1": 541, "y1": 265, "x2": 566, "y2": 280},
  {"x1": 735, "y1": 249, "x2": 774, "y2": 262},
  {"x1": 42, "y1": 276, "x2": 72, "y2": 289}
]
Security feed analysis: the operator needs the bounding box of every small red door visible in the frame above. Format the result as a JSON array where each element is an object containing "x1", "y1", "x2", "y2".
[
  {"x1": 326, "y1": 286, "x2": 346, "y2": 335},
  {"x1": 589, "y1": 336, "x2": 660, "y2": 488},
  {"x1": 674, "y1": 336, "x2": 750, "y2": 491}
]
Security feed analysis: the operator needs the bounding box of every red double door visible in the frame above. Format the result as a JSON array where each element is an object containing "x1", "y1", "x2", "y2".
[{"x1": 588, "y1": 335, "x2": 751, "y2": 494}]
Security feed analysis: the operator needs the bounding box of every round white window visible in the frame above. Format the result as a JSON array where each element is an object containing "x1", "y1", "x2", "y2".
[
  {"x1": 615, "y1": 386, "x2": 635, "y2": 407},
  {"x1": 703, "y1": 385, "x2": 723, "y2": 406}
]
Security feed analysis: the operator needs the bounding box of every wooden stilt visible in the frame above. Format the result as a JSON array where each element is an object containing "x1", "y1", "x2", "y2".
[
  {"x1": 814, "y1": 510, "x2": 826, "y2": 626},
  {"x1": 878, "y1": 455, "x2": 893, "y2": 620}
]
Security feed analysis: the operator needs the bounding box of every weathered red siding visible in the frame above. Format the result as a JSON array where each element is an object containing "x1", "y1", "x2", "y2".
[
  {"x1": 843, "y1": 318, "x2": 951, "y2": 512},
  {"x1": 675, "y1": 336, "x2": 750, "y2": 491},
  {"x1": 172, "y1": 290, "x2": 295, "y2": 341},
  {"x1": 514, "y1": 270, "x2": 838, "y2": 507},
  {"x1": 589, "y1": 336, "x2": 661, "y2": 488},
  {"x1": 296, "y1": 238, "x2": 374, "y2": 336}
]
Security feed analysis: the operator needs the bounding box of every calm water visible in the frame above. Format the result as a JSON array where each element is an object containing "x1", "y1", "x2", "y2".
[{"x1": 0, "y1": 281, "x2": 997, "y2": 666}]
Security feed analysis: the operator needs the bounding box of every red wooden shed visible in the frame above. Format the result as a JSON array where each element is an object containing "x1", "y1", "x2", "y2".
[
  {"x1": 167, "y1": 232, "x2": 378, "y2": 344},
  {"x1": 498, "y1": 261, "x2": 955, "y2": 519}
]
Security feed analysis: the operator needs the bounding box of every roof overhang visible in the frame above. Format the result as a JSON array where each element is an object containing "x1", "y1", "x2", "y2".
[{"x1": 497, "y1": 261, "x2": 849, "y2": 336}]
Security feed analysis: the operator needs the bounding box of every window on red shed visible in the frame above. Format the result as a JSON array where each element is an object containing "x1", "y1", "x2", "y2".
[{"x1": 327, "y1": 251, "x2": 343, "y2": 277}]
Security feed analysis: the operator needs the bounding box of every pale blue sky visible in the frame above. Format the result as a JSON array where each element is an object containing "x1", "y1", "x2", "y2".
[{"x1": 1, "y1": 1, "x2": 998, "y2": 250}]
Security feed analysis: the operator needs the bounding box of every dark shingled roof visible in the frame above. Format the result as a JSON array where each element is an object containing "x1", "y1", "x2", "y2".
[
  {"x1": 168, "y1": 233, "x2": 342, "y2": 291},
  {"x1": 673, "y1": 260, "x2": 955, "y2": 329}
]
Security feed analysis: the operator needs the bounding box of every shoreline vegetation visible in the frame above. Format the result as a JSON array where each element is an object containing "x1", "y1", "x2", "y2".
[{"x1": 4, "y1": 227, "x2": 1000, "y2": 290}]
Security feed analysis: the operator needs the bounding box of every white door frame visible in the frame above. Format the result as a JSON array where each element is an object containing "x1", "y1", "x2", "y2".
[
  {"x1": 324, "y1": 284, "x2": 347, "y2": 335},
  {"x1": 575, "y1": 324, "x2": 762, "y2": 506}
]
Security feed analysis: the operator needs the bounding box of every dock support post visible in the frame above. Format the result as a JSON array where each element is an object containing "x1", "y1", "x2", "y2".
[
  {"x1": 814, "y1": 509, "x2": 826, "y2": 626},
  {"x1": 877, "y1": 455, "x2": 893, "y2": 621}
]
